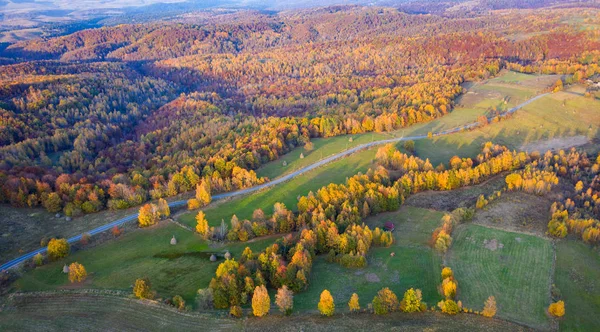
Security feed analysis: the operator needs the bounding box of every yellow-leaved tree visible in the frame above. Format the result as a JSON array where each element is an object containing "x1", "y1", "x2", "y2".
[
  {"x1": 372, "y1": 287, "x2": 399, "y2": 315},
  {"x1": 482, "y1": 296, "x2": 497, "y2": 318},
  {"x1": 252, "y1": 285, "x2": 270, "y2": 317},
  {"x1": 400, "y1": 288, "x2": 425, "y2": 313},
  {"x1": 195, "y1": 211, "x2": 210, "y2": 238},
  {"x1": 133, "y1": 278, "x2": 153, "y2": 299},
  {"x1": 47, "y1": 238, "x2": 70, "y2": 260},
  {"x1": 138, "y1": 203, "x2": 159, "y2": 227},
  {"x1": 348, "y1": 293, "x2": 360, "y2": 313},
  {"x1": 318, "y1": 290, "x2": 335, "y2": 316},
  {"x1": 196, "y1": 180, "x2": 212, "y2": 206},
  {"x1": 548, "y1": 301, "x2": 565, "y2": 317},
  {"x1": 157, "y1": 198, "x2": 170, "y2": 217},
  {"x1": 68, "y1": 262, "x2": 87, "y2": 283}
]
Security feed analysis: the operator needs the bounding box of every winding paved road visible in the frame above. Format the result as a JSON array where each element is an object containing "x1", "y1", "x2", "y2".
[{"x1": 0, "y1": 93, "x2": 548, "y2": 271}]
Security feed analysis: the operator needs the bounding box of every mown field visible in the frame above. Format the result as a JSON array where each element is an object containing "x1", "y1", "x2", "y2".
[
  {"x1": 0, "y1": 292, "x2": 533, "y2": 332},
  {"x1": 447, "y1": 224, "x2": 553, "y2": 329},
  {"x1": 416, "y1": 84, "x2": 600, "y2": 165},
  {"x1": 554, "y1": 240, "x2": 600, "y2": 331}
]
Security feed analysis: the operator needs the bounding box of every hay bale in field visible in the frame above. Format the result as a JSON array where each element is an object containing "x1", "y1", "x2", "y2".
[{"x1": 170, "y1": 235, "x2": 177, "y2": 245}]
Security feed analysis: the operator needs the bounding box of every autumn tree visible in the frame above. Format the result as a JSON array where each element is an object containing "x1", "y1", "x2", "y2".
[
  {"x1": 47, "y1": 238, "x2": 70, "y2": 260},
  {"x1": 372, "y1": 287, "x2": 399, "y2": 315},
  {"x1": 482, "y1": 296, "x2": 497, "y2": 318},
  {"x1": 187, "y1": 198, "x2": 201, "y2": 210},
  {"x1": 552, "y1": 79, "x2": 564, "y2": 93},
  {"x1": 304, "y1": 141, "x2": 314, "y2": 152},
  {"x1": 318, "y1": 290, "x2": 335, "y2": 316},
  {"x1": 68, "y1": 262, "x2": 87, "y2": 283},
  {"x1": 158, "y1": 198, "x2": 170, "y2": 217},
  {"x1": 138, "y1": 203, "x2": 159, "y2": 227},
  {"x1": 275, "y1": 285, "x2": 294, "y2": 315},
  {"x1": 441, "y1": 267, "x2": 453, "y2": 279},
  {"x1": 348, "y1": 293, "x2": 360, "y2": 312},
  {"x1": 133, "y1": 278, "x2": 153, "y2": 299},
  {"x1": 196, "y1": 180, "x2": 212, "y2": 206},
  {"x1": 438, "y1": 299, "x2": 460, "y2": 315},
  {"x1": 548, "y1": 301, "x2": 565, "y2": 317},
  {"x1": 196, "y1": 211, "x2": 210, "y2": 238},
  {"x1": 112, "y1": 225, "x2": 121, "y2": 237},
  {"x1": 400, "y1": 288, "x2": 425, "y2": 313},
  {"x1": 252, "y1": 285, "x2": 271, "y2": 317},
  {"x1": 43, "y1": 192, "x2": 62, "y2": 213},
  {"x1": 442, "y1": 278, "x2": 458, "y2": 299}
]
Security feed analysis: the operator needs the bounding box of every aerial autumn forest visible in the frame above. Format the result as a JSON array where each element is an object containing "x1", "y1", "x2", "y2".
[
  {"x1": 2, "y1": 7, "x2": 599, "y2": 216},
  {"x1": 2, "y1": 1, "x2": 600, "y2": 331}
]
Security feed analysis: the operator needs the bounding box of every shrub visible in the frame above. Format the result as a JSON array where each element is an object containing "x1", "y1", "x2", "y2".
[
  {"x1": 230, "y1": 305, "x2": 243, "y2": 318},
  {"x1": 187, "y1": 198, "x2": 201, "y2": 210},
  {"x1": 318, "y1": 290, "x2": 335, "y2": 316},
  {"x1": 33, "y1": 253, "x2": 43, "y2": 266},
  {"x1": 111, "y1": 226, "x2": 122, "y2": 237},
  {"x1": 438, "y1": 299, "x2": 460, "y2": 315},
  {"x1": 80, "y1": 233, "x2": 91, "y2": 245},
  {"x1": 133, "y1": 278, "x2": 153, "y2": 299},
  {"x1": 172, "y1": 295, "x2": 185, "y2": 310}
]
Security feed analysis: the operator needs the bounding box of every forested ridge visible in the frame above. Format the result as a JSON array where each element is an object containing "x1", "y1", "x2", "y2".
[{"x1": 1, "y1": 6, "x2": 600, "y2": 217}]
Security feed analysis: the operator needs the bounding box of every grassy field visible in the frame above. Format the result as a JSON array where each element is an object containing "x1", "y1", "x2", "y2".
[
  {"x1": 415, "y1": 86, "x2": 600, "y2": 165},
  {"x1": 180, "y1": 148, "x2": 377, "y2": 228},
  {"x1": 13, "y1": 223, "x2": 276, "y2": 305},
  {"x1": 294, "y1": 206, "x2": 445, "y2": 312},
  {"x1": 447, "y1": 224, "x2": 553, "y2": 329},
  {"x1": 0, "y1": 292, "x2": 532, "y2": 332},
  {"x1": 554, "y1": 240, "x2": 600, "y2": 331}
]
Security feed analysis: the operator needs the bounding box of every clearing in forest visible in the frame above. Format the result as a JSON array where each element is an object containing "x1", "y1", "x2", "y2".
[{"x1": 447, "y1": 224, "x2": 553, "y2": 329}]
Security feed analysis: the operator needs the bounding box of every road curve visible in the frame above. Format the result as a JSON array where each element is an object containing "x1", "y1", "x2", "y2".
[{"x1": 0, "y1": 93, "x2": 548, "y2": 271}]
